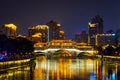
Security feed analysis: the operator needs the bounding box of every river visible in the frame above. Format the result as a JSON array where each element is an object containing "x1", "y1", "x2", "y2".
[{"x1": 0, "y1": 56, "x2": 120, "y2": 80}]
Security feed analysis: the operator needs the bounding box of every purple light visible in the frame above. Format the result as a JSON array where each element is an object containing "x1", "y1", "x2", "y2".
[{"x1": 75, "y1": 32, "x2": 80, "y2": 35}]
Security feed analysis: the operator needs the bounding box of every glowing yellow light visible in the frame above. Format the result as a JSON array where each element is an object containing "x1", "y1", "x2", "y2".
[
  {"x1": 5, "y1": 23, "x2": 17, "y2": 31},
  {"x1": 57, "y1": 24, "x2": 61, "y2": 26},
  {"x1": 28, "y1": 25, "x2": 49, "y2": 30},
  {"x1": 89, "y1": 23, "x2": 96, "y2": 28},
  {"x1": 32, "y1": 33, "x2": 42, "y2": 37},
  {"x1": 60, "y1": 30, "x2": 64, "y2": 34}
]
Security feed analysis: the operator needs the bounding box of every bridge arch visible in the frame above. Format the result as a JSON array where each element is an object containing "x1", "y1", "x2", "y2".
[
  {"x1": 52, "y1": 49, "x2": 72, "y2": 57},
  {"x1": 77, "y1": 52, "x2": 93, "y2": 58}
]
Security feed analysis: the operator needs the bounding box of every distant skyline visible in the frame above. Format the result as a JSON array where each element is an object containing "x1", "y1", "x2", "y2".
[{"x1": 0, "y1": 0, "x2": 120, "y2": 39}]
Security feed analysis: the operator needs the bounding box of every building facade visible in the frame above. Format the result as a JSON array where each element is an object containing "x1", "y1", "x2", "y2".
[
  {"x1": 59, "y1": 30, "x2": 65, "y2": 40},
  {"x1": 49, "y1": 40, "x2": 75, "y2": 48},
  {"x1": 97, "y1": 33, "x2": 116, "y2": 46},
  {"x1": 75, "y1": 32, "x2": 80, "y2": 42},
  {"x1": 2, "y1": 24, "x2": 17, "y2": 37},
  {"x1": 80, "y1": 31, "x2": 88, "y2": 44},
  {"x1": 75, "y1": 31, "x2": 88, "y2": 44},
  {"x1": 46, "y1": 20, "x2": 61, "y2": 41},
  {"x1": 28, "y1": 25, "x2": 49, "y2": 42}
]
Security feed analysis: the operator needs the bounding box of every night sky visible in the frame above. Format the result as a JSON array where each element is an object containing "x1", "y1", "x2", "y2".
[{"x1": 0, "y1": 0, "x2": 120, "y2": 39}]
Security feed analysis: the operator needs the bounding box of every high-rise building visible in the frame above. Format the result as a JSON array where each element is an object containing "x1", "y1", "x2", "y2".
[
  {"x1": 2, "y1": 24, "x2": 17, "y2": 37},
  {"x1": 97, "y1": 33, "x2": 116, "y2": 46},
  {"x1": 28, "y1": 25, "x2": 49, "y2": 42},
  {"x1": 80, "y1": 31, "x2": 88, "y2": 44},
  {"x1": 88, "y1": 15, "x2": 103, "y2": 46},
  {"x1": 75, "y1": 31, "x2": 88, "y2": 44},
  {"x1": 46, "y1": 20, "x2": 61, "y2": 41},
  {"x1": 75, "y1": 32, "x2": 80, "y2": 42},
  {"x1": 59, "y1": 30, "x2": 65, "y2": 39},
  {"x1": 92, "y1": 30, "x2": 117, "y2": 46}
]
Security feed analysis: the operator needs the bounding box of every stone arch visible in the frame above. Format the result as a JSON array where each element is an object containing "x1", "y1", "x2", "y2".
[
  {"x1": 53, "y1": 49, "x2": 72, "y2": 57},
  {"x1": 77, "y1": 52, "x2": 92, "y2": 58}
]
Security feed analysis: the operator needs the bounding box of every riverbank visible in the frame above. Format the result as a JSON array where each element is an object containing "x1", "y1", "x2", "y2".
[
  {"x1": 95, "y1": 55, "x2": 120, "y2": 62},
  {"x1": 0, "y1": 57, "x2": 36, "y2": 72}
]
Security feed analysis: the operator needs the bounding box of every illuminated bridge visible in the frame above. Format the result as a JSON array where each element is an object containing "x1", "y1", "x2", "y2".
[{"x1": 34, "y1": 40, "x2": 96, "y2": 56}]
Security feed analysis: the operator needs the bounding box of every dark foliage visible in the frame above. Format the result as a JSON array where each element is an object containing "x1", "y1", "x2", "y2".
[
  {"x1": 0, "y1": 34, "x2": 7, "y2": 53},
  {"x1": 93, "y1": 45, "x2": 103, "y2": 55},
  {"x1": 16, "y1": 37, "x2": 34, "y2": 54},
  {"x1": 3, "y1": 38, "x2": 18, "y2": 55},
  {"x1": 0, "y1": 34, "x2": 34, "y2": 56},
  {"x1": 103, "y1": 45, "x2": 115, "y2": 56},
  {"x1": 115, "y1": 45, "x2": 120, "y2": 55}
]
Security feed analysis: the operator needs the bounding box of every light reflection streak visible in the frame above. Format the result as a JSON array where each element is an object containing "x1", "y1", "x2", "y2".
[
  {"x1": 0, "y1": 57, "x2": 120, "y2": 80},
  {"x1": 34, "y1": 58, "x2": 97, "y2": 80},
  {"x1": 34, "y1": 57, "x2": 120, "y2": 80},
  {"x1": 0, "y1": 66, "x2": 31, "y2": 80}
]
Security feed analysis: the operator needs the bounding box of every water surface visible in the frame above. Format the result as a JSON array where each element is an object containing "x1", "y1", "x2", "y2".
[{"x1": 0, "y1": 57, "x2": 120, "y2": 80}]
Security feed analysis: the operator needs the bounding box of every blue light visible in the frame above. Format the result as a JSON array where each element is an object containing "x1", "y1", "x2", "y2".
[
  {"x1": 112, "y1": 33, "x2": 115, "y2": 36},
  {"x1": 90, "y1": 72, "x2": 97, "y2": 80},
  {"x1": 106, "y1": 76, "x2": 108, "y2": 80},
  {"x1": 0, "y1": 54, "x2": 6, "y2": 61},
  {"x1": 112, "y1": 72, "x2": 116, "y2": 80}
]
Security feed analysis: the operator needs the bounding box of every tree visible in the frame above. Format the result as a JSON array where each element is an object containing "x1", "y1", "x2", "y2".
[
  {"x1": 115, "y1": 45, "x2": 120, "y2": 55},
  {"x1": 104, "y1": 45, "x2": 115, "y2": 56},
  {"x1": 0, "y1": 35, "x2": 34, "y2": 61},
  {"x1": 16, "y1": 37, "x2": 34, "y2": 54},
  {"x1": 93, "y1": 45, "x2": 103, "y2": 55},
  {"x1": 97, "y1": 46, "x2": 103, "y2": 55},
  {"x1": 0, "y1": 34, "x2": 7, "y2": 53},
  {"x1": 3, "y1": 38, "x2": 18, "y2": 56}
]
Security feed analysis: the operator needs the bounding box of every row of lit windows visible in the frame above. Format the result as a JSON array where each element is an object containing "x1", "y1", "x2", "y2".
[
  {"x1": 97, "y1": 33, "x2": 115, "y2": 36},
  {"x1": 51, "y1": 43, "x2": 73, "y2": 46},
  {"x1": 28, "y1": 25, "x2": 49, "y2": 30}
]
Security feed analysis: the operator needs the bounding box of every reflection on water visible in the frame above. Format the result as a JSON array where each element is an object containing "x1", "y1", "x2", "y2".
[
  {"x1": 1, "y1": 57, "x2": 120, "y2": 80},
  {"x1": 0, "y1": 66, "x2": 34, "y2": 80}
]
